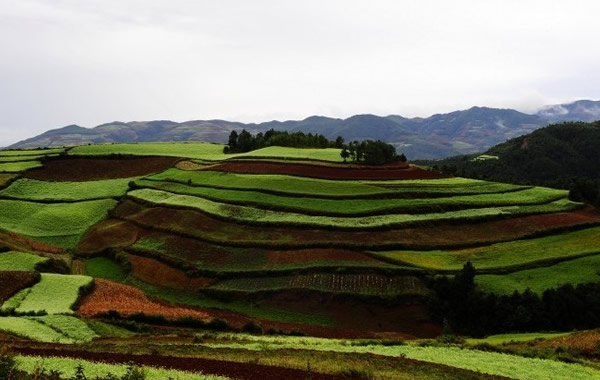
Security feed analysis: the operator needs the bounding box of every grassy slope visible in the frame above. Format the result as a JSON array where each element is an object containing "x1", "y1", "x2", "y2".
[
  {"x1": 9, "y1": 273, "x2": 92, "y2": 314},
  {"x1": 0, "y1": 173, "x2": 17, "y2": 187},
  {"x1": 85, "y1": 257, "x2": 128, "y2": 282},
  {"x1": 476, "y1": 254, "x2": 600, "y2": 294},
  {"x1": 70, "y1": 143, "x2": 343, "y2": 162},
  {"x1": 128, "y1": 188, "x2": 579, "y2": 229},
  {"x1": 0, "y1": 251, "x2": 47, "y2": 271},
  {"x1": 32, "y1": 315, "x2": 97, "y2": 342},
  {"x1": 0, "y1": 148, "x2": 65, "y2": 156},
  {"x1": 0, "y1": 198, "x2": 117, "y2": 248},
  {"x1": 0, "y1": 316, "x2": 74, "y2": 343},
  {"x1": 1, "y1": 177, "x2": 134, "y2": 201},
  {"x1": 377, "y1": 226, "x2": 600, "y2": 271}
]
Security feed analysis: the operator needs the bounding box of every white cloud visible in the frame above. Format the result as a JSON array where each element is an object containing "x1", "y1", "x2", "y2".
[{"x1": 1, "y1": 0, "x2": 600, "y2": 145}]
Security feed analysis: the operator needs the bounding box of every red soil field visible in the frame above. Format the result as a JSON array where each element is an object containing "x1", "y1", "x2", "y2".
[
  {"x1": 128, "y1": 254, "x2": 214, "y2": 291},
  {"x1": 78, "y1": 279, "x2": 209, "y2": 320},
  {"x1": 25, "y1": 157, "x2": 179, "y2": 181},
  {"x1": 4, "y1": 231, "x2": 65, "y2": 254},
  {"x1": 538, "y1": 330, "x2": 600, "y2": 354},
  {"x1": 11, "y1": 348, "x2": 347, "y2": 380},
  {"x1": 77, "y1": 219, "x2": 141, "y2": 255},
  {"x1": 0, "y1": 271, "x2": 39, "y2": 303},
  {"x1": 205, "y1": 161, "x2": 447, "y2": 180},
  {"x1": 112, "y1": 200, "x2": 600, "y2": 250}
]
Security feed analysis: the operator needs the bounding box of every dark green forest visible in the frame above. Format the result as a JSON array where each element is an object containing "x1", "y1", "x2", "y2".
[{"x1": 422, "y1": 121, "x2": 600, "y2": 206}]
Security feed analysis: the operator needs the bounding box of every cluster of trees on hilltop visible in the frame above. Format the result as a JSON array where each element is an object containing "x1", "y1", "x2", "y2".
[
  {"x1": 225, "y1": 129, "x2": 405, "y2": 165},
  {"x1": 422, "y1": 121, "x2": 600, "y2": 207},
  {"x1": 430, "y1": 263, "x2": 600, "y2": 337}
]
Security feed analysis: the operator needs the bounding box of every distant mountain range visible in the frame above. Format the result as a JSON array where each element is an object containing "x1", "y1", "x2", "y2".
[{"x1": 8, "y1": 100, "x2": 600, "y2": 159}]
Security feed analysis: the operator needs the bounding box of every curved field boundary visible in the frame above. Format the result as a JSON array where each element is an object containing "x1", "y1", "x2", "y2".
[
  {"x1": 0, "y1": 251, "x2": 48, "y2": 271},
  {"x1": 201, "y1": 161, "x2": 447, "y2": 180},
  {"x1": 223, "y1": 156, "x2": 410, "y2": 168},
  {"x1": 0, "y1": 271, "x2": 40, "y2": 303},
  {"x1": 127, "y1": 188, "x2": 579, "y2": 230},
  {"x1": 0, "y1": 154, "x2": 60, "y2": 162},
  {"x1": 146, "y1": 169, "x2": 527, "y2": 200},
  {"x1": 110, "y1": 201, "x2": 600, "y2": 251},
  {"x1": 0, "y1": 148, "x2": 65, "y2": 157},
  {"x1": 134, "y1": 180, "x2": 566, "y2": 217},
  {"x1": 375, "y1": 226, "x2": 600, "y2": 272},
  {"x1": 0, "y1": 317, "x2": 75, "y2": 343}
]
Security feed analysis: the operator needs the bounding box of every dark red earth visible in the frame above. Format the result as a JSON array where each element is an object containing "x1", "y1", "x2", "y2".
[
  {"x1": 25, "y1": 157, "x2": 179, "y2": 181},
  {"x1": 206, "y1": 161, "x2": 448, "y2": 180},
  {"x1": 13, "y1": 347, "x2": 349, "y2": 380}
]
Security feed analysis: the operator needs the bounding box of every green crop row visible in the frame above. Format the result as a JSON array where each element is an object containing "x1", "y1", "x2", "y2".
[
  {"x1": 127, "y1": 188, "x2": 579, "y2": 230},
  {"x1": 0, "y1": 198, "x2": 117, "y2": 248},
  {"x1": 2, "y1": 273, "x2": 93, "y2": 314},
  {"x1": 198, "y1": 334, "x2": 600, "y2": 380},
  {"x1": 476, "y1": 253, "x2": 600, "y2": 295},
  {"x1": 135, "y1": 179, "x2": 565, "y2": 216},
  {"x1": 0, "y1": 160, "x2": 42, "y2": 173},
  {"x1": 1, "y1": 177, "x2": 134, "y2": 201},
  {"x1": 32, "y1": 314, "x2": 98, "y2": 342},
  {"x1": 377, "y1": 226, "x2": 600, "y2": 271},
  {"x1": 16, "y1": 356, "x2": 231, "y2": 380},
  {"x1": 0, "y1": 317, "x2": 74, "y2": 343}
]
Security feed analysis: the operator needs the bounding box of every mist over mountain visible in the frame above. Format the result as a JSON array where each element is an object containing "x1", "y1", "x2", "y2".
[{"x1": 8, "y1": 100, "x2": 600, "y2": 159}]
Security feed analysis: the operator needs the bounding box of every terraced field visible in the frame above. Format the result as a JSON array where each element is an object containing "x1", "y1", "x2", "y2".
[{"x1": 1, "y1": 142, "x2": 600, "y2": 379}]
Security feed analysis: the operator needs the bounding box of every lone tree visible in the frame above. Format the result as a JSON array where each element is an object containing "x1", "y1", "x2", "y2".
[{"x1": 340, "y1": 148, "x2": 350, "y2": 163}]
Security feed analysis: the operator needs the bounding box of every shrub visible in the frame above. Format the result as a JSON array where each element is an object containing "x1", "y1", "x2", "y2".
[{"x1": 242, "y1": 321, "x2": 263, "y2": 335}]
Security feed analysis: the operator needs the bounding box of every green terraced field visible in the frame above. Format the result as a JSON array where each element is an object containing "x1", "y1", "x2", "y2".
[
  {"x1": 211, "y1": 274, "x2": 428, "y2": 297},
  {"x1": 465, "y1": 332, "x2": 569, "y2": 345},
  {"x1": 476, "y1": 253, "x2": 600, "y2": 294},
  {"x1": 128, "y1": 188, "x2": 579, "y2": 229},
  {"x1": 0, "y1": 251, "x2": 47, "y2": 271},
  {"x1": 377, "y1": 226, "x2": 600, "y2": 271},
  {"x1": 148, "y1": 169, "x2": 393, "y2": 197},
  {"x1": 0, "y1": 173, "x2": 16, "y2": 187},
  {"x1": 0, "y1": 316, "x2": 74, "y2": 343},
  {"x1": 84, "y1": 256, "x2": 128, "y2": 281},
  {"x1": 32, "y1": 315, "x2": 98, "y2": 342},
  {"x1": 0, "y1": 148, "x2": 65, "y2": 156},
  {"x1": 135, "y1": 179, "x2": 565, "y2": 215},
  {"x1": 0, "y1": 198, "x2": 117, "y2": 248},
  {"x1": 16, "y1": 356, "x2": 230, "y2": 380},
  {"x1": 0, "y1": 160, "x2": 43, "y2": 173},
  {"x1": 198, "y1": 334, "x2": 600, "y2": 380},
  {"x1": 233, "y1": 146, "x2": 343, "y2": 161},
  {"x1": 1, "y1": 177, "x2": 134, "y2": 201},
  {"x1": 6, "y1": 273, "x2": 92, "y2": 314}
]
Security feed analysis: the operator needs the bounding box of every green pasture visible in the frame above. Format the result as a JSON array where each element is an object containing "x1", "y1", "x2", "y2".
[
  {"x1": 6, "y1": 273, "x2": 92, "y2": 314},
  {"x1": 0, "y1": 198, "x2": 117, "y2": 248},
  {"x1": 16, "y1": 356, "x2": 230, "y2": 380},
  {"x1": 135, "y1": 179, "x2": 565, "y2": 216},
  {"x1": 128, "y1": 188, "x2": 579, "y2": 230},
  {"x1": 0, "y1": 160, "x2": 42, "y2": 173},
  {"x1": 0, "y1": 154, "x2": 57, "y2": 162},
  {"x1": 233, "y1": 146, "x2": 343, "y2": 161},
  {"x1": 477, "y1": 253, "x2": 600, "y2": 294},
  {"x1": 1, "y1": 177, "x2": 134, "y2": 201},
  {"x1": 377, "y1": 226, "x2": 600, "y2": 271},
  {"x1": 0, "y1": 251, "x2": 48, "y2": 271},
  {"x1": 466, "y1": 332, "x2": 569, "y2": 345}
]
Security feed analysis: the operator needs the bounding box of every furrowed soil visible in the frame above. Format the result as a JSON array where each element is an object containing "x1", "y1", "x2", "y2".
[
  {"x1": 128, "y1": 254, "x2": 215, "y2": 291},
  {"x1": 205, "y1": 161, "x2": 447, "y2": 180},
  {"x1": 25, "y1": 157, "x2": 179, "y2": 181},
  {"x1": 108, "y1": 200, "x2": 600, "y2": 250}
]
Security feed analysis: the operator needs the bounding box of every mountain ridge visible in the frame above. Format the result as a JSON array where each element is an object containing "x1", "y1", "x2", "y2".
[{"x1": 7, "y1": 99, "x2": 600, "y2": 159}]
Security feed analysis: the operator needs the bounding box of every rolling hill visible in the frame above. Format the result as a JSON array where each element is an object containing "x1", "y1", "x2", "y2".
[{"x1": 8, "y1": 100, "x2": 600, "y2": 159}]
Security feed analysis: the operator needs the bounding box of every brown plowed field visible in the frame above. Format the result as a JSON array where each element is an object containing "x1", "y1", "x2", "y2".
[
  {"x1": 25, "y1": 157, "x2": 179, "y2": 181},
  {"x1": 77, "y1": 219, "x2": 142, "y2": 255},
  {"x1": 265, "y1": 248, "x2": 382, "y2": 267},
  {"x1": 206, "y1": 161, "x2": 447, "y2": 180},
  {"x1": 0, "y1": 271, "x2": 39, "y2": 302},
  {"x1": 128, "y1": 254, "x2": 214, "y2": 291},
  {"x1": 12, "y1": 348, "x2": 347, "y2": 380},
  {"x1": 78, "y1": 279, "x2": 209, "y2": 320},
  {"x1": 111, "y1": 200, "x2": 600, "y2": 250}
]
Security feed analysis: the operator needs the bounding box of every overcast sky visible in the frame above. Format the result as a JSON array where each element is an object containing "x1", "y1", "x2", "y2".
[{"x1": 1, "y1": 0, "x2": 600, "y2": 146}]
